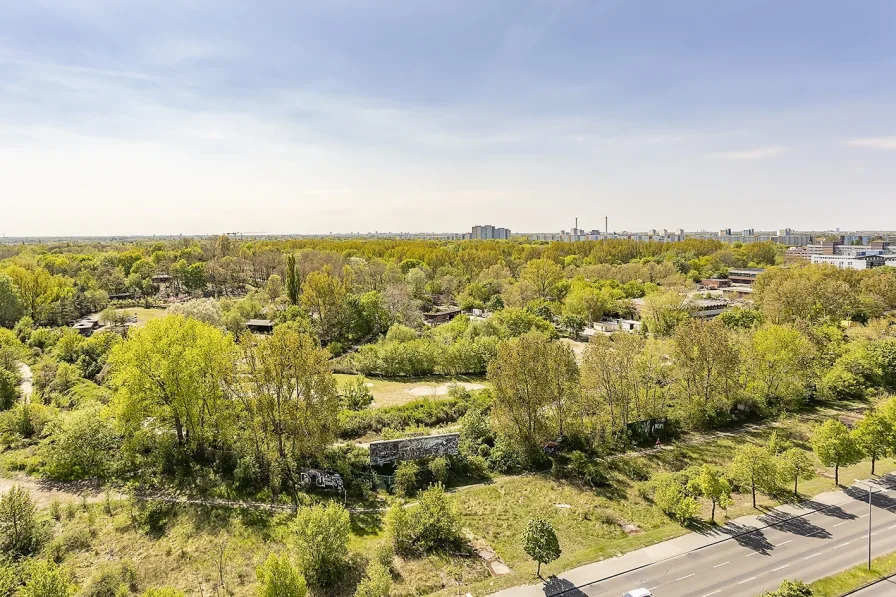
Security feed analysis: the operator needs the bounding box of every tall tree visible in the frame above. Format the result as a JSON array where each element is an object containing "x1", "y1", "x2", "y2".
[
  {"x1": 520, "y1": 258, "x2": 562, "y2": 299},
  {"x1": 237, "y1": 326, "x2": 339, "y2": 499},
  {"x1": 487, "y1": 332, "x2": 579, "y2": 458},
  {"x1": 852, "y1": 410, "x2": 893, "y2": 475},
  {"x1": 285, "y1": 253, "x2": 300, "y2": 306},
  {"x1": 777, "y1": 448, "x2": 816, "y2": 496},
  {"x1": 109, "y1": 315, "x2": 237, "y2": 455},
  {"x1": 745, "y1": 324, "x2": 816, "y2": 411},
  {"x1": 687, "y1": 465, "x2": 733, "y2": 522},
  {"x1": 812, "y1": 419, "x2": 862, "y2": 486},
  {"x1": 731, "y1": 444, "x2": 777, "y2": 508},
  {"x1": 0, "y1": 274, "x2": 24, "y2": 328}
]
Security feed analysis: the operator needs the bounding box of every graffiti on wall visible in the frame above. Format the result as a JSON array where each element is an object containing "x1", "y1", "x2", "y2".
[
  {"x1": 300, "y1": 468, "x2": 344, "y2": 492},
  {"x1": 369, "y1": 433, "x2": 460, "y2": 465}
]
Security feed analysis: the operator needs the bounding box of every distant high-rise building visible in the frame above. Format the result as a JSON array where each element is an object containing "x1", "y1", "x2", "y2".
[
  {"x1": 471, "y1": 225, "x2": 510, "y2": 240},
  {"x1": 719, "y1": 228, "x2": 732, "y2": 237}
]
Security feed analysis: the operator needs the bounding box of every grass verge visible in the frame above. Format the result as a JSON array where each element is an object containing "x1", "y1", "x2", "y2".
[{"x1": 809, "y1": 552, "x2": 896, "y2": 596}]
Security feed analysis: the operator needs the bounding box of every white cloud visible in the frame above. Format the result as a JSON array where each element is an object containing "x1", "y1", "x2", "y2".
[
  {"x1": 846, "y1": 137, "x2": 896, "y2": 150},
  {"x1": 708, "y1": 147, "x2": 786, "y2": 160}
]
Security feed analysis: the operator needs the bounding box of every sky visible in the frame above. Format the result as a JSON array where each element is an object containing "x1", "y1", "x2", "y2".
[{"x1": 2, "y1": 0, "x2": 895, "y2": 236}]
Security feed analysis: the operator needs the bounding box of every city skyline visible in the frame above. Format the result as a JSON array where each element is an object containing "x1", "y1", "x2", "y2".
[{"x1": 3, "y1": 1, "x2": 896, "y2": 236}]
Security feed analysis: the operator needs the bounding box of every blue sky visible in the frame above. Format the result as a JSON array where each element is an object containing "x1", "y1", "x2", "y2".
[{"x1": 2, "y1": 0, "x2": 895, "y2": 236}]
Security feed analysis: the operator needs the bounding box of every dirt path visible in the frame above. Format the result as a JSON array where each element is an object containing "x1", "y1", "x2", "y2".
[
  {"x1": 18, "y1": 362, "x2": 32, "y2": 404},
  {"x1": 0, "y1": 475, "x2": 108, "y2": 508}
]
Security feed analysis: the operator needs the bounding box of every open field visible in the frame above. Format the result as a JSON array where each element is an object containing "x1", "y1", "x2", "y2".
[
  {"x1": 112, "y1": 307, "x2": 169, "y2": 327},
  {"x1": 333, "y1": 373, "x2": 488, "y2": 408}
]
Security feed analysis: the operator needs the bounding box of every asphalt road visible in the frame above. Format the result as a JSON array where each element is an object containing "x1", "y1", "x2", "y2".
[{"x1": 539, "y1": 477, "x2": 896, "y2": 597}]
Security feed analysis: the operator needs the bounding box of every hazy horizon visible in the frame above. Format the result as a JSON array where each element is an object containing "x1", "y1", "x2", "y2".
[{"x1": 3, "y1": 1, "x2": 895, "y2": 236}]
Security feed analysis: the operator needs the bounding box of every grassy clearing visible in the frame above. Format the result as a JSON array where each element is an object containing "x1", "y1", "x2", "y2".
[
  {"x1": 114, "y1": 307, "x2": 168, "y2": 327},
  {"x1": 333, "y1": 373, "x2": 488, "y2": 408},
  {"x1": 809, "y1": 551, "x2": 896, "y2": 596}
]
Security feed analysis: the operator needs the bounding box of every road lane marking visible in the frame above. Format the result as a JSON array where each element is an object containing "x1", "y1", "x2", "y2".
[
  {"x1": 833, "y1": 521, "x2": 849, "y2": 527},
  {"x1": 859, "y1": 513, "x2": 870, "y2": 518},
  {"x1": 772, "y1": 565, "x2": 790, "y2": 572},
  {"x1": 805, "y1": 552, "x2": 824, "y2": 560},
  {"x1": 833, "y1": 542, "x2": 850, "y2": 549},
  {"x1": 775, "y1": 540, "x2": 792, "y2": 546},
  {"x1": 713, "y1": 561, "x2": 730, "y2": 568},
  {"x1": 739, "y1": 576, "x2": 758, "y2": 584},
  {"x1": 676, "y1": 573, "x2": 695, "y2": 581},
  {"x1": 746, "y1": 552, "x2": 760, "y2": 557},
  {"x1": 701, "y1": 591, "x2": 721, "y2": 597},
  {"x1": 889, "y1": 525, "x2": 896, "y2": 530}
]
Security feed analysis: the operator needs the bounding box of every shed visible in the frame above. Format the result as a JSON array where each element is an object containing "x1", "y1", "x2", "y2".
[{"x1": 246, "y1": 319, "x2": 275, "y2": 334}]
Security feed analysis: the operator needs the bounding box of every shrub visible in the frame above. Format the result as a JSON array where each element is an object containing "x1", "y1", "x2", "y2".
[
  {"x1": 386, "y1": 483, "x2": 461, "y2": 554},
  {"x1": 19, "y1": 560, "x2": 75, "y2": 597},
  {"x1": 40, "y1": 402, "x2": 120, "y2": 480},
  {"x1": 290, "y1": 502, "x2": 350, "y2": 586},
  {"x1": 340, "y1": 376, "x2": 374, "y2": 411},
  {"x1": 428, "y1": 457, "x2": 449, "y2": 484},
  {"x1": 81, "y1": 562, "x2": 137, "y2": 597},
  {"x1": 338, "y1": 397, "x2": 470, "y2": 439},
  {"x1": 256, "y1": 554, "x2": 307, "y2": 597},
  {"x1": 652, "y1": 475, "x2": 700, "y2": 523},
  {"x1": 0, "y1": 485, "x2": 40, "y2": 556},
  {"x1": 393, "y1": 462, "x2": 419, "y2": 497},
  {"x1": 353, "y1": 561, "x2": 391, "y2": 597}
]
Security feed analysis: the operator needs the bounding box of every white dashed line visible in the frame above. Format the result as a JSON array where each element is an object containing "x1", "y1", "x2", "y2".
[
  {"x1": 713, "y1": 561, "x2": 730, "y2": 568},
  {"x1": 701, "y1": 591, "x2": 721, "y2": 597},
  {"x1": 859, "y1": 513, "x2": 870, "y2": 518},
  {"x1": 833, "y1": 521, "x2": 849, "y2": 527},
  {"x1": 833, "y1": 542, "x2": 851, "y2": 549},
  {"x1": 746, "y1": 552, "x2": 760, "y2": 557},
  {"x1": 739, "y1": 576, "x2": 758, "y2": 585},
  {"x1": 676, "y1": 573, "x2": 695, "y2": 582},
  {"x1": 805, "y1": 552, "x2": 824, "y2": 560},
  {"x1": 889, "y1": 525, "x2": 896, "y2": 530},
  {"x1": 775, "y1": 540, "x2": 792, "y2": 546},
  {"x1": 772, "y1": 565, "x2": 790, "y2": 572}
]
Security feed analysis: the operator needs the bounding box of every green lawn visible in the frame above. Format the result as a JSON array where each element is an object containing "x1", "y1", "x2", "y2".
[
  {"x1": 333, "y1": 373, "x2": 488, "y2": 408},
  {"x1": 114, "y1": 307, "x2": 168, "y2": 327}
]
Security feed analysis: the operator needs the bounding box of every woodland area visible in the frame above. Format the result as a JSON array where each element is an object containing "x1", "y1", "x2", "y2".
[{"x1": 0, "y1": 236, "x2": 895, "y2": 597}]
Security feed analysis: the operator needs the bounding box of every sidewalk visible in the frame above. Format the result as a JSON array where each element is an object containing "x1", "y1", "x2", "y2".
[{"x1": 487, "y1": 478, "x2": 891, "y2": 597}]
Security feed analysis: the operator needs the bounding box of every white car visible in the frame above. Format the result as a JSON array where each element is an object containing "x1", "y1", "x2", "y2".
[{"x1": 622, "y1": 590, "x2": 653, "y2": 597}]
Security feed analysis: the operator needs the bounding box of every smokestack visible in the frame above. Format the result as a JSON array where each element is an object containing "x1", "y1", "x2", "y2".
[
  {"x1": 605, "y1": 216, "x2": 608, "y2": 235},
  {"x1": 575, "y1": 217, "x2": 578, "y2": 233}
]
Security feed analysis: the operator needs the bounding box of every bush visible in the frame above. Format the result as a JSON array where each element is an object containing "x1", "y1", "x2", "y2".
[
  {"x1": 40, "y1": 402, "x2": 120, "y2": 481},
  {"x1": 429, "y1": 457, "x2": 449, "y2": 484},
  {"x1": 290, "y1": 502, "x2": 350, "y2": 586},
  {"x1": 386, "y1": 483, "x2": 461, "y2": 554},
  {"x1": 565, "y1": 451, "x2": 607, "y2": 487},
  {"x1": 135, "y1": 500, "x2": 177, "y2": 534},
  {"x1": 393, "y1": 462, "x2": 419, "y2": 497},
  {"x1": 0, "y1": 485, "x2": 40, "y2": 556},
  {"x1": 81, "y1": 561, "x2": 137, "y2": 597},
  {"x1": 256, "y1": 554, "x2": 307, "y2": 597},
  {"x1": 19, "y1": 560, "x2": 75, "y2": 597},
  {"x1": 0, "y1": 558, "x2": 18, "y2": 597},
  {"x1": 652, "y1": 474, "x2": 700, "y2": 523},
  {"x1": 340, "y1": 376, "x2": 374, "y2": 411},
  {"x1": 354, "y1": 561, "x2": 391, "y2": 597},
  {"x1": 338, "y1": 397, "x2": 470, "y2": 440}
]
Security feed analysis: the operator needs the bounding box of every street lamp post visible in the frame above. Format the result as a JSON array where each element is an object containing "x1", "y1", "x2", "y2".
[{"x1": 855, "y1": 480, "x2": 877, "y2": 571}]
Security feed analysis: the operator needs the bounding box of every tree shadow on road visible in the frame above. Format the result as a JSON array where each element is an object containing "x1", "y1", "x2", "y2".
[
  {"x1": 758, "y1": 510, "x2": 832, "y2": 539},
  {"x1": 844, "y1": 485, "x2": 896, "y2": 512},
  {"x1": 695, "y1": 521, "x2": 776, "y2": 555},
  {"x1": 799, "y1": 500, "x2": 856, "y2": 520},
  {"x1": 542, "y1": 576, "x2": 588, "y2": 597}
]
